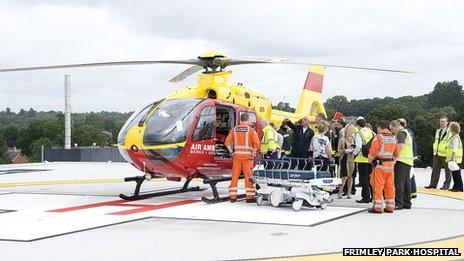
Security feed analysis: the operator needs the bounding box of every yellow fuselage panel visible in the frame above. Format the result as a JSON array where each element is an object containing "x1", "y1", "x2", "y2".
[
  {"x1": 164, "y1": 71, "x2": 273, "y2": 120},
  {"x1": 156, "y1": 70, "x2": 324, "y2": 134},
  {"x1": 124, "y1": 125, "x2": 144, "y2": 150}
]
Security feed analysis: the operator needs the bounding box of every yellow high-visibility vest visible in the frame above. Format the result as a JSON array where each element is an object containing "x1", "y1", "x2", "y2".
[
  {"x1": 433, "y1": 128, "x2": 451, "y2": 157},
  {"x1": 397, "y1": 129, "x2": 414, "y2": 166},
  {"x1": 446, "y1": 134, "x2": 462, "y2": 164},
  {"x1": 354, "y1": 127, "x2": 374, "y2": 163},
  {"x1": 260, "y1": 125, "x2": 278, "y2": 154}
]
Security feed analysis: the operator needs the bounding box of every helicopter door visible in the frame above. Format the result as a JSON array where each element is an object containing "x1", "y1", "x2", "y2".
[
  {"x1": 214, "y1": 105, "x2": 236, "y2": 158},
  {"x1": 211, "y1": 105, "x2": 236, "y2": 176}
]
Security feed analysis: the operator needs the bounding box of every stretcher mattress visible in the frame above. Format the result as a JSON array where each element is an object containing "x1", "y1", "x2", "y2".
[{"x1": 253, "y1": 169, "x2": 332, "y2": 180}]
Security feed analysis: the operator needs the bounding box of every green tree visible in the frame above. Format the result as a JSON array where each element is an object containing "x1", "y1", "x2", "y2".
[
  {"x1": 56, "y1": 112, "x2": 65, "y2": 147},
  {"x1": 427, "y1": 81, "x2": 464, "y2": 110},
  {"x1": 0, "y1": 129, "x2": 8, "y2": 164},
  {"x1": 72, "y1": 124, "x2": 112, "y2": 147},
  {"x1": 27, "y1": 108, "x2": 37, "y2": 118},
  {"x1": 324, "y1": 95, "x2": 349, "y2": 113},
  {"x1": 365, "y1": 104, "x2": 409, "y2": 128},
  {"x1": 84, "y1": 112, "x2": 102, "y2": 129},
  {"x1": 29, "y1": 137, "x2": 53, "y2": 162},
  {"x1": 17, "y1": 118, "x2": 61, "y2": 155},
  {"x1": 458, "y1": 102, "x2": 464, "y2": 124},
  {"x1": 3, "y1": 124, "x2": 20, "y2": 147},
  {"x1": 272, "y1": 102, "x2": 295, "y2": 113},
  {"x1": 18, "y1": 109, "x2": 27, "y2": 117}
]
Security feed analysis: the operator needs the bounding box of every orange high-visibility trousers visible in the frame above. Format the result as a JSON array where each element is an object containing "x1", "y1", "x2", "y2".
[
  {"x1": 229, "y1": 158, "x2": 254, "y2": 200},
  {"x1": 370, "y1": 166, "x2": 395, "y2": 212}
]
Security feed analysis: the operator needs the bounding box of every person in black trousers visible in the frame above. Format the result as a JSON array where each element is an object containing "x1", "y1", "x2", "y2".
[{"x1": 426, "y1": 116, "x2": 451, "y2": 189}]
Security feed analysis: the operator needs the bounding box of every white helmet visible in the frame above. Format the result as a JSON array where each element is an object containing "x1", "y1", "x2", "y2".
[{"x1": 448, "y1": 161, "x2": 460, "y2": 172}]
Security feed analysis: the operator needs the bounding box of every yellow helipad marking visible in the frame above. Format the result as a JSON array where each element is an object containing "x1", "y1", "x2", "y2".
[{"x1": 417, "y1": 187, "x2": 463, "y2": 200}]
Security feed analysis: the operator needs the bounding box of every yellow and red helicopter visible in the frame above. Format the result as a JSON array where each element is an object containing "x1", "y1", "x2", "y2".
[{"x1": 0, "y1": 51, "x2": 410, "y2": 202}]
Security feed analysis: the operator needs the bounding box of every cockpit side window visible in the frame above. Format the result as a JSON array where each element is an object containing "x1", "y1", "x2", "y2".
[{"x1": 193, "y1": 106, "x2": 215, "y2": 141}]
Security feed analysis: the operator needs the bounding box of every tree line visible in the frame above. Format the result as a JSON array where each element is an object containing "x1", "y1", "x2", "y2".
[
  {"x1": 0, "y1": 110, "x2": 131, "y2": 163},
  {"x1": 325, "y1": 80, "x2": 464, "y2": 167}
]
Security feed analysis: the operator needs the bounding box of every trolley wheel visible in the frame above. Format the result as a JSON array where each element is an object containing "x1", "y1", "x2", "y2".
[
  {"x1": 270, "y1": 191, "x2": 281, "y2": 207},
  {"x1": 303, "y1": 201, "x2": 314, "y2": 208},
  {"x1": 256, "y1": 195, "x2": 263, "y2": 206},
  {"x1": 319, "y1": 203, "x2": 327, "y2": 210},
  {"x1": 292, "y1": 199, "x2": 303, "y2": 211}
]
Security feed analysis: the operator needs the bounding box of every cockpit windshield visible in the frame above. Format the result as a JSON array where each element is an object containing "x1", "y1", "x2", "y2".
[
  {"x1": 117, "y1": 101, "x2": 155, "y2": 145},
  {"x1": 143, "y1": 99, "x2": 201, "y2": 145}
]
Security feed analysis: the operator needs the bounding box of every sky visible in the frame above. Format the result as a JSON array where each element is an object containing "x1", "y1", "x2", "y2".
[{"x1": 0, "y1": 0, "x2": 463, "y2": 113}]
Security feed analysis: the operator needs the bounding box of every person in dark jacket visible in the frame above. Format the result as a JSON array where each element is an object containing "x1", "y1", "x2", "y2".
[
  {"x1": 283, "y1": 116, "x2": 315, "y2": 169},
  {"x1": 278, "y1": 124, "x2": 293, "y2": 157}
]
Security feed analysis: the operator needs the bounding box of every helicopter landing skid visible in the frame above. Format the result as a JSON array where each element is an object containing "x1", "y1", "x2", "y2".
[
  {"x1": 199, "y1": 174, "x2": 246, "y2": 204},
  {"x1": 119, "y1": 176, "x2": 203, "y2": 201}
]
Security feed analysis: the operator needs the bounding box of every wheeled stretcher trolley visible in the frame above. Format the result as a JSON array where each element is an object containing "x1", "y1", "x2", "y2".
[{"x1": 252, "y1": 158, "x2": 342, "y2": 211}]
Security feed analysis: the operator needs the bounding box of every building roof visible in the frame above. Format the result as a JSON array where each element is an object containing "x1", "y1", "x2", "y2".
[{"x1": 3, "y1": 147, "x2": 23, "y2": 162}]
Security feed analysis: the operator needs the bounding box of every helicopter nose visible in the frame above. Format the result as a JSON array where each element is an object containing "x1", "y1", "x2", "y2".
[{"x1": 117, "y1": 144, "x2": 133, "y2": 164}]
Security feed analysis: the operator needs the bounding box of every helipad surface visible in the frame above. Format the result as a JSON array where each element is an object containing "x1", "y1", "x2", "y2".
[{"x1": 0, "y1": 162, "x2": 463, "y2": 260}]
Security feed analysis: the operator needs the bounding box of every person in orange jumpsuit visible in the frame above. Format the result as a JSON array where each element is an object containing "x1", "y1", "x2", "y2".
[
  {"x1": 225, "y1": 112, "x2": 261, "y2": 203},
  {"x1": 367, "y1": 120, "x2": 400, "y2": 213}
]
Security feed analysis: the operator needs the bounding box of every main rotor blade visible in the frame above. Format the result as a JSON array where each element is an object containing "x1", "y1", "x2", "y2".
[
  {"x1": 221, "y1": 59, "x2": 271, "y2": 66},
  {"x1": 223, "y1": 59, "x2": 412, "y2": 73},
  {"x1": 0, "y1": 59, "x2": 201, "y2": 72},
  {"x1": 169, "y1": 65, "x2": 203, "y2": 83},
  {"x1": 275, "y1": 61, "x2": 413, "y2": 74}
]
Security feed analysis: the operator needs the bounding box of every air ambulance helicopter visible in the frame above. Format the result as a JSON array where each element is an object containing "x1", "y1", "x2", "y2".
[{"x1": 0, "y1": 51, "x2": 410, "y2": 202}]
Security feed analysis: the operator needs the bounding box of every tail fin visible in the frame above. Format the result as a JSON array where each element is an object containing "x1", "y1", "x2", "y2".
[{"x1": 295, "y1": 65, "x2": 326, "y2": 118}]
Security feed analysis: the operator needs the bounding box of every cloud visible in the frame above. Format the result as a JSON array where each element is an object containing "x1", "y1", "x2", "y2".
[{"x1": 1, "y1": 0, "x2": 463, "y2": 112}]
